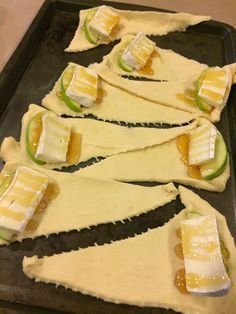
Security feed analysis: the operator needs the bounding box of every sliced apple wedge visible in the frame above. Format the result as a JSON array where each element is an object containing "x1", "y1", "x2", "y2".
[{"x1": 200, "y1": 132, "x2": 228, "y2": 180}]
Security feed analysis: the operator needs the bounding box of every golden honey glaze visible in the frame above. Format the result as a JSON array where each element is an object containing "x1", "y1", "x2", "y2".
[
  {"x1": 176, "y1": 135, "x2": 202, "y2": 179},
  {"x1": 138, "y1": 50, "x2": 159, "y2": 76},
  {"x1": 66, "y1": 131, "x2": 81, "y2": 164},
  {"x1": 176, "y1": 88, "x2": 196, "y2": 107},
  {"x1": 174, "y1": 268, "x2": 189, "y2": 295}
]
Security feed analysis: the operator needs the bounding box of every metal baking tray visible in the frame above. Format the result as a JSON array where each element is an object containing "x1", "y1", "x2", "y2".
[{"x1": 0, "y1": 0, "x2": 236, "y2": 313}]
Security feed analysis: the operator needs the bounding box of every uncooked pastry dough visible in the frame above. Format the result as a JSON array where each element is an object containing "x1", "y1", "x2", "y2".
[
  {"x1": 65, "y1": 6, "x2": 210, "y2": 52},
  {"x1": 76, "y1": 119, "x2": 230, "y2": 192},
  {"x1": 100, "y1": 34, "x2": 208, "y2": 81},
  {"x1": 0, "y1": 162, "x2": 178, "y2": 243},
  {"x1": 42, "y1": 63, "x2": 199, "y2": 124},
  {"x1": 92, "y1": 63, "x2": 236, "y2": 123},
  {"x1": 23, "y1": 186, "x2": 236, "y2": 314},
  {"x1": 0, "y1": 104, "x2": 198, "y2": 170}
]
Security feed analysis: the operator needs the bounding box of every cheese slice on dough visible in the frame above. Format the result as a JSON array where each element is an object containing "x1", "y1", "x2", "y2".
[
  {"x1": 65, "y1": 6, "x2": 210, "y2": 52},
  {"x1": 23, "y1": 186, "x2": 236, "y2": 314},
  {"x1": 42, "y1": 63, "x2": 199, "y2": 124},
  {"x1": 91, "y1": 63, "x2": 236, "y2": 123},
  {"x1": 101, "y1": 34, "x2": 208, "y2": 81},
  {"x1": 0, "y1": 162, "x2": 178, "y2": 243},
  {"x1": 76, "y1": 119, "x2": 229, "y2": 192},
  {"x1": 0, "y1": 104, "x2": 198, "y2": 170}
]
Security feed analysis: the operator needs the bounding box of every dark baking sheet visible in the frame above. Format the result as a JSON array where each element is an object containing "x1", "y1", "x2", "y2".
[{"x1": 0, "y1": 0, "x2": 236, "y2": 313}]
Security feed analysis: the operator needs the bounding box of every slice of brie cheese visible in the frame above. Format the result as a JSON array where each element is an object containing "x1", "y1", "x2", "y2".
[
  {"x1": 189, "y1": 124, "x2": 217, "y2": 166},
  {"x1": 198, "y1": 67, "x2": 229, "y2": 108},
  {"x1": 88, "y1": 5, "x2": 120, "y2": 41},
  {"x1": 66, "y1": 66, "x2": 98, "y2": 107},
  {"x1": 35, "y1": 114, "x2": 71, "y2": 164},
  {"x1": 181, "y1": 214, "x2": 230, "y2": 296},
  {"x1": 0, "y1": 166, "x2": 48, "y2": 234},
  {"x1": 121, "y1": 32, "x2": 155, "y2": 70}
]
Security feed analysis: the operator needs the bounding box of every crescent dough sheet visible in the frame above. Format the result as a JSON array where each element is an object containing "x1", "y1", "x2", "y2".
[
  {"x1": 76, "y1": 119, "x2": 230, "y2": 192},
  {"x1": 99, "y1": 34, "x2": 208, "y2": 81},
  {"x1": 42, "y1": 63, "x2": 199, "y2": 124},
  {"x1": 92, "y1": 63, "x2": 236, "y2": 123},
  {"x1": 23, "y1": 186, "x2": 236, "y2": 314},
  {"x1": 65, "y1": 6, "x2": 210, "y2": 52},
  {"x1": 0, "y1": 162, "x2": 178, "y2": 243},
  {"x1": 0, "y1": 104, "x2": 198, "y2": 170}
]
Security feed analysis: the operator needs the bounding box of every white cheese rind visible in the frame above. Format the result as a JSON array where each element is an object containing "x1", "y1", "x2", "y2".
[
  {"x1": 189, "y1": 124, "x2": 217, "y2": 166},
  {"x1": 121, "y1": 32, "x2": 155, "y2": 70},
  {"x1": 35, "y1": 114, "x2": 71, "y2": 164},
  {"x1": 0, "y1": 167, "x2": 49, "y2": 234},
  {"x1": 88, "y1": 5, "x2": 120, "y2": 41},
  {"x1": 181, "y1": 214, "x2": 230, "y2": 296},
  {"x1": 198, "y1": 67, "x2": 229, "y2": 108},
  {"x1": 66, "y1": 65, "x2": 98, "y2": 107}
]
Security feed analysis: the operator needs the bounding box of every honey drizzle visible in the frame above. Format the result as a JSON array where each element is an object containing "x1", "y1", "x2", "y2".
[
  {"x1": 175, "y1": 243, "x2": 184, "y2": 259},
  {"x1": 175, "y1": 268, "x2": 190, "y2": 295},
  {"x1": 25, "y1": 182, "x2": 60, "y2": 232},
  {"x1": 138, "y1": 50, "x2": 159, "y2": 76},
  {"x1": 30, "y1": 114, "x2": 43, "y2": 154},
  {"x1": 176, "y1": 89, "x2": 196, "y2": 107},
  {"x1": 176, "y1": 135, "x2": 202, "y2": 179},
  {"x1": 95, "y1": 88, "x2": 107, "y2": 104},
  {"x1": 66, "y1": 131, "x2": 81, "y2": 164}
]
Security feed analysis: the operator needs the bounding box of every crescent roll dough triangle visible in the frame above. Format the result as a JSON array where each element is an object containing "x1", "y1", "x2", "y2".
[
  {"x1": 92, "y1": 63, "x2": 236, "y2": 123},
  {"x1": 42, "y1": 63, "x2": 199, "y2": 124},
  {"x1": 65, "y1": 6, "x2": 210, "y2": 52},
  {"x1": 23, "y1": 186, "x2": 236, "y2": 314},
  {"x1": 0, "y1": 104, "x2": 198, "y2": 170},
  {"x1": 0, "y1": 162, "x2": 178, "y2": 244},
  {"x1": 76, "y1": 119, "x2": 230, "y2": 192},
  {"x1": 99, "y1": 34, "x2": 208, "y2": 81}
]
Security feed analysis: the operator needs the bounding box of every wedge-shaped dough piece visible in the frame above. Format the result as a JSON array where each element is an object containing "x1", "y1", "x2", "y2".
[
  {"x1": 66, "y1": 6, "x2": 210, "y2": 52},
  {"x1": 92, "y1": 63, "x2": 236, "y2": 123},
  {"x1": 0, "y1": 104, "x2": 198, "y2": 170},
  {"x1": 0, "y1": 162, "x2": 178, "y2": 244},
  {"x1": 76, "y1": 119, "x2": 230, "y2": 192},
  {"x1": 42, "y1": 63, "x2": 199, "y2": 124},
  {"x1": 23, "y1": 186, "x2": 236, "y2": 314},
  {"x1": 100, "y1": 34, "x2": 208, "y2": 81}
]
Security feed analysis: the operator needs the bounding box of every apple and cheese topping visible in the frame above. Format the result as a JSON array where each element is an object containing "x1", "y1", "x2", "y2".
[
  {"x1": 177, "y1": 124, "x2": 227, "y2": 180},
  {"x1": 26, "y1": 112, "x2": 81, "y2": 165},
  {"x1": 0, "y1": 166, "x2": 49, "y2": 241},
  {"x1": 181, "y1": 214, "x2": 230, "y2": 296},
  {"x1": 66, "y1": 65, "x2": 98, "y2": 107},
  {"x1": 84, "y1": 6, "x2": 120, "y2": 44},
  {"x1": 195, "y1": 67, "x2": 230, "y2": 112},
  {"x1": 118, "y1": 32, "x2": 156, "y2": 73}
]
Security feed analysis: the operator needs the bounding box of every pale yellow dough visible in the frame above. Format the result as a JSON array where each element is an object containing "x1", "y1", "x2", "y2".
[
  {"x1": 0, "y1": 162, "x2": 178, "y2": 243},
  {"x1": 65, "y1": 6, "x2": 210, "y2": 52},
  {"x1": 76, "y1": 118, "x2": 230, "y2": 192},
  {"x1": 23, "y1": 186, "x2": 236, "y2": 314},
  {"x1": 42, "y1": 63, "x2": 199, "y2": 124},
  {"x1": 92, "y1": 63, "x2": 236, "y2": 123},
  {"x1": 100, "y1": 34, "x2": 208, "y2": 80},
  {"x1": 0, "y1": 104, "x2": 198, "y2": 170}
]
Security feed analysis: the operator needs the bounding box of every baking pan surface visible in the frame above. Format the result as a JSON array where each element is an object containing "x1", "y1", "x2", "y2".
[{"x1": 0, "y1": 0, "x2": 236, "y2": 313}]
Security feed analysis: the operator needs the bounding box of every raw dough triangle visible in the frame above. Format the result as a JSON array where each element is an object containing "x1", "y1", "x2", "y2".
[
  {"x1": 23, "y1": 186, "x2": 236, "y2": 314},
  {"x1": 65, "y1": 6, "x2": 210, "y2": 52},
  {"x1": 100, "y1": 34, "x2": 207, "y2": 81},
  {"x1": 0, "y1": 162, "x2": 178, "y2": 243},
  {"x1": 0, "y1": 104, "x2": 198, "y2": 170}
]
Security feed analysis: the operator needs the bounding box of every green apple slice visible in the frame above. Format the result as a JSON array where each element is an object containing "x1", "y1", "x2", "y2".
[
  {"x1": 0, "y1": 227, "x2": 14, "y2": 242},
  {"x1": 195, "y1": 69, "x2": 213, "y2": 113},
  {"x1": 26, "y1": 112, "x2": 46, "y2": 165},
  {"x1": 61, "y1": 66, "x2": 81, "y2": 112},
  {"x1": 84, "y1": 9, "x2": 98, "y2": 45},
  {"x1": 117, "y1": 53, "x2": 133, "y2": 72},
  {"x1": 200, "y1": 132, "x2": 228, "y2": 180}
]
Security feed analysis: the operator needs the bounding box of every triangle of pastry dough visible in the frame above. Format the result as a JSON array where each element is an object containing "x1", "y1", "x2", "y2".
[
  {"x1": 0, "y1": 162, "x2": 178, "y2": 243},
  {"x1": 23, "y1": 186, "x2": 236, "y2": 314},
  {"x1": 0, "y1": 104, "x2": 198, "y2": 170},
  {"x1": 65, "y1": 6, "x2": 210, "y2": 52},
  {"x1": 76, "y1": 119, "x2": 230, "y2": 192},
  {"x1": 99, "y1": 34, "x2": 207, "y2": 81},
  {"x1": 42, "y1": 63, "x2": 199, "y2": 124},
  {"x1": 92, "y1": 63, "x2": 236, "y2": 123}
]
